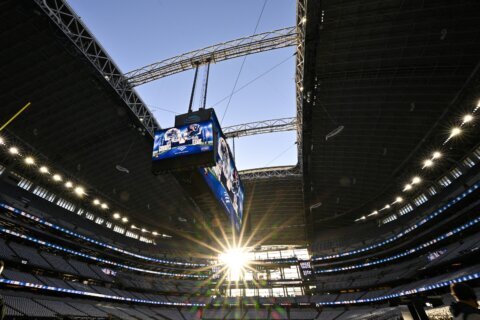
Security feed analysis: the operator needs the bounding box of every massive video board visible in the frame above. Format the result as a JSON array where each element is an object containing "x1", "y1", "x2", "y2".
[
  {"x1": 152, "y1": 120, "x2": 215, "y2": 173},
  {"x1": 152, "y1": 109, "x2": 244, "y2": 231},
  {"x1": 199, "y1": 112, "x2": 244, "y2": 231}
]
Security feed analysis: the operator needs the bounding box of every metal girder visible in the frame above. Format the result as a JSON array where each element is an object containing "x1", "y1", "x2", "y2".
[
  {"x1": 33, "y1": 0, "x2": 159, "y2": 137},
  {"x1": 240, "y1": 166, "x2": 302, "y2": 180},
  {"x1": 125, "y1": 27, "x2": 297, "y2": 87},
  {"x1": 239, "y1": 0, "x2": 307, "y2": 180},
  {"x1": 223, "y1": 118, "x2": 296, "y2": 139},
  {"x1": 295, "y1": 0, "x2": 307, "y2": 174}
]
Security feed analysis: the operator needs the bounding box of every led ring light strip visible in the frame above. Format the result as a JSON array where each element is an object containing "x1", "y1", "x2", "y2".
[
  {"x1": 0, "y1": 272, "x2": 478, "y2": 307},
  {"x1": 0, "y1": 203, "x2": 206, "y2": 268},
  {"x1": 315, "y1": 272, "x2": 480, "y2": 306},
  {"x1": 0, "y1": 227, "x2": 208, "y2": 279},
  {"x1": 316, "y1": 216, "x2": 480, "y2": 273},
  {"x1": 0, "y1": 278, "x2": 205, "y2": 307},
  {"x1": 313, "y1": 182, "x2": 480, "y2": 261}
]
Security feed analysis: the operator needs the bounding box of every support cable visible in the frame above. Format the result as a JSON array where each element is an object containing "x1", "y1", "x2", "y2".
[{"x1": 221, "y1": 0, "x2": 269, "y2": 124}]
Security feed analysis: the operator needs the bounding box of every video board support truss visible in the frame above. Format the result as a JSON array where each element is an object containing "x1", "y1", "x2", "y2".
[
  {"x1": 240, "y1": 166, "x2": 301, "y2": 180},
  {"x1": 33, "y1": 0, "x2": 159, "y2": 137},
  {"x1": 223, "y1": 118, "x2": 297, "y2": 139},
  {"x1": 125, "y1": 27, "x2": 298, "y2": 87}
]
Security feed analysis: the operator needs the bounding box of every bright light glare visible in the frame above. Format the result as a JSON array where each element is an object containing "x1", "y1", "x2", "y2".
[
  {"x1": 432, "y1": 151, "x2": 442, "y2": 159},
  {"x1": 9, "y1": 147, "x2": 19, "y2": 155},
  {"x1": 74, "y1": 186, "x2": 84, "y2": 196},
  {"x1": 412, "y1": 176, "x2": 421, "y2": 184},
  {"x1": 39, "y1": 166, "x2": 49, "y2": 174},
  {"x1": 113, "y1": 213, "x2": 120, "y2": 219},
  {"x1": 24, "y1": 157, "x2": 35, "y2": 165},
  {"x1": 403, "y1": 184, "x2": 412, "y2": 191},
  {"x1": 65, "y1": 181, "x2": 73, "y2": 188},
  {"x1": 395, "y1": 196, "x2": 403, "y2": 203},
  {"x1": 53, "y1": 174, "x2": 62, "y2": 182},
  {"x1": 424, "y1": 159, "x2": 433, "y2": 167},
  {"x1": 219, "y1": 248, "x2": 250, "y2": 281},
  {"x1": 463, "y1": 114, "x2": 473, "y2": 123},
  {"x1": 450, "y1": 127, "x2": 461, "y2": 137},
  {"x1": 368, "y1": 210, "x2": 378, "y2": 217}
]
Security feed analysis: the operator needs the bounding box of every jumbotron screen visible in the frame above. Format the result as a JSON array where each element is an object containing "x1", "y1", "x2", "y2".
[
  {"x1": 152, "y1": 121, "x2": 214, "y2": 160},
  {"x1": 152, "y1": 120, "x2": 215, "y2": 172},
  {"x1": 199, "y1": 113, "x2": 244, "y2": 231}
]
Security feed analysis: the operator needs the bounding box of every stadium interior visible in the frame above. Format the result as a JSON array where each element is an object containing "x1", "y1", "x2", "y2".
[{"x1": 0, "y1": 0, "x2": 479, "y2": 320}]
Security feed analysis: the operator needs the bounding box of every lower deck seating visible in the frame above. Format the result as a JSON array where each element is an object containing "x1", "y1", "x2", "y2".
[{"x1": 3, "y1": 295, "x2": 57, "y2": 318}]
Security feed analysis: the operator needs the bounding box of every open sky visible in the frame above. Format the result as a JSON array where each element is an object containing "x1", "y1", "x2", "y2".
[{"x1": 67, "y1": 0, "x2": 298, "y2": 170}]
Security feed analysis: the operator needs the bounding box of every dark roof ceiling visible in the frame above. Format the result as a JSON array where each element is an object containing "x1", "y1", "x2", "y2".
[{"x1": 304, "y1": 0, "x2": 480, "y2": 228}]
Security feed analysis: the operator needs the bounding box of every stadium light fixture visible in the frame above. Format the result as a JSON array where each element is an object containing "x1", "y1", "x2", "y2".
[
  {"x1": 152, "y1": 231, "x2": 158, "y2": 236},
  {"x1": 463, "y1": 114, "x2": 473, "y2": 123},
  {"x1": 219, "y1": 247, "x2": 250, "y2": 282},
  {"x1": 100, "y1": 203, "x2": 108, "y2": 209},
  {"x1": 65, "y1": 181, "x2": 73, "y2": 188},
  {"x1": 432, "y1": 151, "x2": 442, "y2": 159},
  {"x1": 39, "y1": 166, "x2": 49, "y2": 174},
  {"x1": 368, "y1": 210, "x2": 378, "y2": 217},
  {"x1": 141, "y1": 228, "x2": 147, "y2": 233},
  {"x1": 423, "y1": 159, "x2": 433, "y2": 167},
  {"x1": 92, "y1": 199, "x2": 100, "y2": 206},
  {"x1": 121, "y1": 217, "x2": 128, "y2": 223},
  {"x1": 74, "y1": 186, "x2": 85, "y2": 196},
  {"x1": 0, "y1": 137, "x2": 4, "y2": 145},
  {"x1": 24, "y1": 156, "x2": 35, "y2": 165},
  {"x1": 395, "y1": 196, "x2": 403, "y2": 203},
  {"x1": 450, "y1": 127, "x2": 461, "y2": 138},
  {"x1": 411, "y1": 176, "x2": 421, "y2": 185},
  {"x1": 384, "y1": 204, "x2": 391, "y2": 209},
  {"x1": 53, "y1": 174, "x2": 62, "y2": 182},
  {"x1": 113, "y1": 213, "x2": 121, "y2": 219},
  {"x1": 403, "y1": 184, "x2": 412, "y2": 191},
  {"x1": 8, "y1": 147, "x2": 19, "y2": 155}
]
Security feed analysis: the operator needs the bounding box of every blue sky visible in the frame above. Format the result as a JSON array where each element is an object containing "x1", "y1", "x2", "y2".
[{"x1": 67, "y1": 0, "x2": 297, "y2": 170}]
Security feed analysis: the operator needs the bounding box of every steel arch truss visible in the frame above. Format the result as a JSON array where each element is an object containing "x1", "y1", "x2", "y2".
[
  {"x1": 239, "y1": 0, "x2": 307, "y2": 179},
  {"x1": 125, "y1": 27, "x2": 297, "y2": 87},
  {"x1": 223, "y1": 118, "x2": 296, "y2": 139},
  {"x1": 33, "y1": 0, "x2": 159, "y2": 137},
  {"x1": 295, "y1": 0, "x2": 307, "y2": 174},
  {"x1": 240, "y1": 166, "x2": 301, "y2": 180}
]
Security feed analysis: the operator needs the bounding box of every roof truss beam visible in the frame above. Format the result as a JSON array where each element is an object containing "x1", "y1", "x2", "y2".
[
  {"x1": 223, "y1": 117, "x2": 296, "y2": 139},
  {"x1": 125, "y1": 27, "x2": 297, "y2": 87}
]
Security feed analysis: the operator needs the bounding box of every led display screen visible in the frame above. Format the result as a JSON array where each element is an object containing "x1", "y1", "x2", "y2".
[
  {"x1": 200, "y1": 113, "x2": 244, "y2": 231},
  {"x1": 151, "y1": 108, "x2": 245, "y2": 231},
  {"x1": 152, "y1": 121, "x2": 214, "y2": 160}
]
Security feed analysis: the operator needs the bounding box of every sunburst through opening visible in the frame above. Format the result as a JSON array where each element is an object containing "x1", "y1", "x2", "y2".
[{"x1": 219, "y1": 247, "x2": 250, "y2": 282}]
